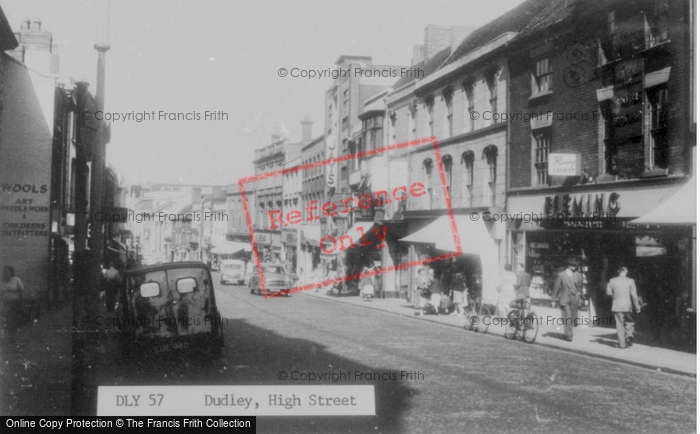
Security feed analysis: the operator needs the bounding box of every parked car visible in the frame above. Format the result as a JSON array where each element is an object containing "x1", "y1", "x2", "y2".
[
  {"x1": 220, "y1": 259, "x2": 245, "y2": 285},
  {"x1": 117, "y1": 261, "x2": 224, "y2": 357},
  {"x1": 249, "y1": 263, "x2": 296, "y2": 296}
]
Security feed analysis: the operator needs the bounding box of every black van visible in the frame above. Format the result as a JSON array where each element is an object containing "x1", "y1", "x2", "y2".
[{"x1": 117, "y1": 261, "x2": 224, "y2": 357}]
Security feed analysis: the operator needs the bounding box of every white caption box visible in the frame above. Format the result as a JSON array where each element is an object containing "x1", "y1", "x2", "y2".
[{"x1": 97, "y1": 385, "x2": 375, "y2": 416}]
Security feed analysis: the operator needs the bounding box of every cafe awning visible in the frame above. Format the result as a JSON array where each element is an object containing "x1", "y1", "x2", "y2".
[
  {"x1": 629, "y1": 177, "x2": 696, "y2": 226},
  {"x1": 400, "y1": 215, "x2": 500, "y2": 302},
  {"x1": 210, "y1": 241, "x2": 252, "y2": 255}
]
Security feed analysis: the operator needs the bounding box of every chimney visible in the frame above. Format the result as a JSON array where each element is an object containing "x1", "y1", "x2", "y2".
[
  {"x1": 31, "y1": 18, "x2": 42, "y2": 31},
  {"x1": 411, "y1": 44, "x2": 425, "y2": 66},
  {"x1": 20, "y1": 18, "x2": 29, "y2": 30},
  {"x1": 301, "y1": 116, "x2": 313, "y2": 145},
  {"x1": 424, "y1": 25, "x2": 452, "y2": 61}
]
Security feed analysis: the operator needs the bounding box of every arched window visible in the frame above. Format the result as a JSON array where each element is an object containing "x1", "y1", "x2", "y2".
[
  {"x1": 463, "y1": 79, "x2": 476, "y2": 133},
  {"x1": 442, "y1": 87, "x2": 454, "y2": 138},
  {"x1": 461, "y1": 151, "x2": 475, "y2": 207},
  {"x1": 424, "y1": 95, "x2": 435, "y2": 136},
  {"x1": 441, "y1": 154, "x2": 453, "y2": 192},
  {"x1": 483, "y1": 145, "x2": 498, "y2": 206}
]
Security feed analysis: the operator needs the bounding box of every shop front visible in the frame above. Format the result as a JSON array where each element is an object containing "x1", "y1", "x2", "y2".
[
  {"x1": 299, "y1": 224, "x2": 321, "y2": 284},
  {"x1": 254, "y1": 230, "x2": 282, "y2": 263},
  {"x1": 397, "y1": 211, "x2": 503, "y2": 308},
  {"x1": 282, "y1": 228, "x2": 298, "y2": 275},
  {"x1": 507, "y1": 181, "x2": 695, "y2": 347}
]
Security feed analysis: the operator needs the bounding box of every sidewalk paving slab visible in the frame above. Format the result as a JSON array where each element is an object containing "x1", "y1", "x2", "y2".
[{"x1": 301, "y1": 289, "x2": 697, "y2": 378}]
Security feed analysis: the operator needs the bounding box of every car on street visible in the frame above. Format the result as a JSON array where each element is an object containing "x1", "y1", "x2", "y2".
[
  {"x1": 249, "y1": 263, "x2": 295, "y2": 296},
  {"x1": 220, "y1": 259, "x2": 245, "y2": 285},
  {"x1": 117, "y1": 261, "x2": 224, "y2": 357}
]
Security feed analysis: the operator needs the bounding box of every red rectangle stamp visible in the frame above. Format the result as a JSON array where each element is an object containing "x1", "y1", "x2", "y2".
[{"x1": 238, "y1": 136, "x2": 461, "y2": 298}]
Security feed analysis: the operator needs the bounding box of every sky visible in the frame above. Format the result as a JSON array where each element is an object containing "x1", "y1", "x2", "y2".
[{"x1": 3, "y1": 0, "x2": 527, "y2": 187}]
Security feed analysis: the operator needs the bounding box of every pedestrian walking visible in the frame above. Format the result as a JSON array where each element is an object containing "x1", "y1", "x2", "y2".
[
  {"x1": 553, "y1": 258, "x2": 583, "y2": 342},
  {"x1": 451, "y1": 271, "x2": 467, "y2": 315},
  {"x1": 606, "y1": 266, "x2": 641, "y2": 349},
  {"x1": 1, "y1": 266, "x2": 24, "y2": 344},
  {"x1": 496, "y1": 264, "x2": 517, "y2": 318},
  {"x1": 360, "y1": 267, "x2": 374, "y2": 301},
  {"x1": 103, "y1": 260, "x2": 120, "y2": 313},
  {"x1": 515, "y1": 263, "x2": 531, "y2": 302},
  {"x1": 416, "y1": 256, "x2": 434, "y2": 316}
]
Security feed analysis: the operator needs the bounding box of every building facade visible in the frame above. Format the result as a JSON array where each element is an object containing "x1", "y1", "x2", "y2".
[{"x1": 504, "y1": 0, "x2": 695, "y2": 343}]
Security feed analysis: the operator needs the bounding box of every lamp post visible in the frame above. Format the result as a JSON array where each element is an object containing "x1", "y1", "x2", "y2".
[{"x1": 72, "y1": 0, "x2": 110, "y2": 416}]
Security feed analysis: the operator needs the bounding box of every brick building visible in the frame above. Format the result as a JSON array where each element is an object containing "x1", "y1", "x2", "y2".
[{"x1": 503, "y1": 0, "x2": 695, "y2": 342}]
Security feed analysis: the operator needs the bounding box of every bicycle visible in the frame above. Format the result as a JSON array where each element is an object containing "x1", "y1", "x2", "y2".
[
  {"x1": 504, "y1": 299, "x2": 539, "y2": 343},
  {"x1": 464, "y1": 295, "x2": 500, "y2": 334}
]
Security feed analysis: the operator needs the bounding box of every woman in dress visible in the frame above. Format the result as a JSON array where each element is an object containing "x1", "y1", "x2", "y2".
[{"x1": 359, "y1": 267, "x2": 375, "y2": 301}]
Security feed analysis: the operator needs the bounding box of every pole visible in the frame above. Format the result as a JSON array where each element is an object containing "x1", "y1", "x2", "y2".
[{"x1": 83, "y1": 0, "x2": 111, "y2": 415}]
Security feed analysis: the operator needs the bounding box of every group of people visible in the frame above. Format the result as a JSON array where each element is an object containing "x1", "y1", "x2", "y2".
[
  {"x1": 415, "y1": 254, "x2": 641, "y2": 350},
  {"x1": 415, "y1": 256, "x2": 487, "y2": 317},
  {"x1": 549, "y1": 258, "x2": 640, "y2": 348}
]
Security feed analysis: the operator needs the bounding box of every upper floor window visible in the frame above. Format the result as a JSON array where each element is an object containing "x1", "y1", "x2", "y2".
[
  {"x1": 607, "y1": 10, "x2": 615, "y2": 34},
  {"x1": 422, "y1": 157, "x2": 434, "y2": 209},
  {"x1": 483, "y1": 145, "x2": 498, "y2": 206},
  {"x1": 425, "y1": 96, "x2": 435, "y2": 136},
  {"x1": 441, "y1": 154, "x2": 453, "y2": 193},
  {"x1": 463, "y1": 81, "x2": 475, "y2": 133},
  {"x1": 443, "y1": 88, "x2": 454, "y2": 138},
  {"x1": 532, "y1": 58, "x2": 553, "y2": 96},
  {"x1": 486, "y1": 70, "x2": 499, "y2": 119},
  {"x1": 389, "y1": 111, "x2": 397, "y2": 144},
  {"x1": 409, "y1": 102, "x2": 418, "y2": 141},
  {"x1": 461, "y1": 151, "x2": 475, "y2": 207},
  {"x1": 533, "y1": 129, "x2": 551, "y2": 186},
  {"x1": 647, "y1": 85, "x2": 669, "y2": 169}
]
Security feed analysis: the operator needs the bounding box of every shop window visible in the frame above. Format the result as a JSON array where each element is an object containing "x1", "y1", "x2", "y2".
[
  {"x1": 647, "y1": 85, "x2": 669, "y2": 169},
  {"x1": 533, "y1": 129, "x2": 551, "y2": 186},
  {"x1": 483, "y1": 145, "x2": 498, "y2": 206},
  {"x1": 461, "y1": 151, "x2": 475, "y2": 207},
  {"x1": 649, "y1": 0, "x2": 669, "y2": 46},
  {"x1": 531, "y1": 58, "x2": 552, "y2": 96}
]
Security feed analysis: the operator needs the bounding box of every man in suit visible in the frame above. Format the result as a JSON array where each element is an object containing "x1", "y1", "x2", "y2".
[
  {"x1": 553, "y1": 258, "x2": 583, "y2": 342},
  {"x1": 606, "y1": 266, "x2": 641, "y2": 349}
]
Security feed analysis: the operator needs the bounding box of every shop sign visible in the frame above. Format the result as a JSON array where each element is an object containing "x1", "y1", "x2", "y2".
[
  {"x1": 549, "y1": 154, "x2": 581, "y2": 176},
  {"x1": 544, "y1": 191, "x2": 621, "y2": 216},
  {"x1": 256, "y1": 233, "x2": 271, "y2": 245},
  {"x1": 611, "y1": 59, "x2": 643, "y2": 143},
  {"x1": 326, "y1": 136, "x2": 338, "y2": 189}
]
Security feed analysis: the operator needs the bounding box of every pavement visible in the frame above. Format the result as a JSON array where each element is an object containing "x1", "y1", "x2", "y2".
[
  {"x1": 0, "y1": 301, "x2": 73, "y2": 415},
  {"x1": 302, "y1": 288, "x2": 698, "y2": 378}
]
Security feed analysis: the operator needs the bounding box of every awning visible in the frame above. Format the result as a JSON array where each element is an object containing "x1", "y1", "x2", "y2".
[
  {"x1": 343, "y1": 221, "x2": 376, "y2": 245},
  {"x1": 628, "y1": 177, "x2": 696, "y2": 226},
  {"x1": 400, "y1": 215, "x2": 500, "y2": 302},
  {"x1": 210, "y1": 241, "x2": 252, "y2": 255}
]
